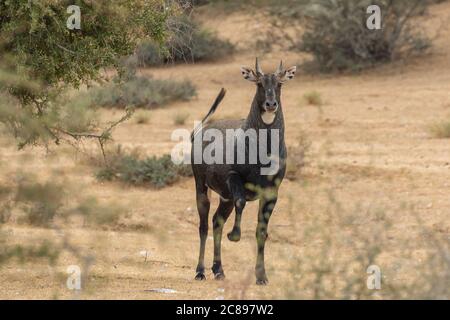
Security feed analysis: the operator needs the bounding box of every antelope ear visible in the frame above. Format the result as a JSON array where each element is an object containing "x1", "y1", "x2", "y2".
[
  {"x1": 240, "y1": 66, "x2": 259, "y2": 82},
  {"x1": 278, "y1": 66, "x2": 297, "y2": 83}
]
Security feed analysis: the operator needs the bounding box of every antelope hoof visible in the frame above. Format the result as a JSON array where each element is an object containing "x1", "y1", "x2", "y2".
[
  {"x1": 256, "y1": 278, "x2": 269, "y2": 285},
  {"x1": 227, "y1": 227, "x2": 241, "y2": 242},
  {"x1": 214, "y1": 272, "x2": 226, "y2": 280},
  {"x1": 195, "y1": 273, "x2": 206, "y2": 281},
  {"x1": 256, "y1": 267, "x2": 268, "y2": 285}
]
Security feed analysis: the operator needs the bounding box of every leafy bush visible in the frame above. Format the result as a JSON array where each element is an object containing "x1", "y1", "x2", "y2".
[
  {"x1": 15, "y1": 180, "x2": 65, "y2": 226},
  {"x1": 96, "y1": 148, "x2": 192, "y2": 188},
  {"x1": 89, "y1": 75, "x2": 196, "y2": 109},
  {"x1": 272, "y1": 0, "x2": 432, "y2": 72},
  {"x1": 0, "y1": 0, "x2": 176, "y2": 148},
  {"x1": 132, "y1": 15, "x2": 234, "y2": 66}
]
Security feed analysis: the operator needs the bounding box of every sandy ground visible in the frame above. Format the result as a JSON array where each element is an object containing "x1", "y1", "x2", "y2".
[{"x1": 1, "y1": 3, "x2": 449, "y2": 299}]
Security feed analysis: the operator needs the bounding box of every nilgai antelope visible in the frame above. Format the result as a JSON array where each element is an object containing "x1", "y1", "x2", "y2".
[{"x1": 190, "y1": 58, "x2": 296, "y2": 285}]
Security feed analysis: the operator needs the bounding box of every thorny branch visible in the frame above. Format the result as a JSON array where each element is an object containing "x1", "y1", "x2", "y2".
[{"x1": 53, "y1": 108, "x2": 134, "y2": 165}]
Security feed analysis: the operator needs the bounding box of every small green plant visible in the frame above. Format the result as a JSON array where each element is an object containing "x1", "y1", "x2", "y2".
[
  {"x1": 173, "y1": 112, "x2": 189, "y2": 125},
  {"x1": 429, "y1": 120, "x2": 450, "y2": 138},
  {"x1": 89, "y1": 75, "x2": 196, "y2": 109},
  {"x1": 303, "y1": 91, "x2": 323, "y2": 106},
  {"x1": 96, "y1": 149, "x2": 192, "y2": 188}
]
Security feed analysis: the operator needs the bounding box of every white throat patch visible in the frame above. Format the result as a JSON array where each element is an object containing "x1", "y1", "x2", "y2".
[{"x1": 261, "y1": 111, "x2": 276, "y2": 125}]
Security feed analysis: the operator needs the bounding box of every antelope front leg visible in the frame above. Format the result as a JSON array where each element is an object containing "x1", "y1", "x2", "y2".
[
  {"x1": 212, "y1": 199, "x2": 234, "y2": 280},
  {"x1": 195, "y1": 188, "x2": 210, "y2": 281},
  {"x1": 255, "y1": 196, "x2": 277, "y2": 285},
  {"x1": 227, "y1": 174, "x2": 246, "y2": 242}
]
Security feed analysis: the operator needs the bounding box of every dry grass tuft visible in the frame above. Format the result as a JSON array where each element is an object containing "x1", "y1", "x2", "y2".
[
  {"x1": 303, "y1": 91, "x2": 324, "y2": 106},
  {"x1": 429, "y1": 120, "x2": 450, "y2": 138},
  {"x1": 286, "y1": 134, "x2": 310, "y2": 181},
  {"x1": 134, "y1": 110, "x2": 151, "y2": 125},
  {"x1": 173, "y1": 112, "x2": 189, "y2": 125}
]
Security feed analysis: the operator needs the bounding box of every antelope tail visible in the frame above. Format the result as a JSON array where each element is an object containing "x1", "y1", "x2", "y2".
[{"x1": 190, "y1": 88, "x2": 226, "y2": 142}]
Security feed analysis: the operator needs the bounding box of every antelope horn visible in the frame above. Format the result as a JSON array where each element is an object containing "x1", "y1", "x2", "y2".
[
  {"x1": 255, "y1": 57, "x2": 263, "y2": 75},
  {"x1": 276, "y1": 60, "x2": 284, "y2": 75}
]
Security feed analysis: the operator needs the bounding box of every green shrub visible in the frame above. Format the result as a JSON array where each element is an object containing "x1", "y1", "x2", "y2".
[
  {"x1": 96, "y1": 151, "x2": 192, "y2": 188},
  {"x1": 0, "y1": 0, "x2": 176, "y2": 148},
  {"x1": 74, "y1": 197, "x2": 122, "y2": 226},
  {"x1": 132, "y1": 15, "x2": 234, "y2": 66},
  {"x1": 274, "y1": 0, "x2": 432, "y2": 72},
  {"x1": 134, "y1": 41, "x2": 165, "y2": 66},
  {"x1": 0, "y1": 241, "x2": 60, "y2": 265},
  {"x1": 89, "y1": 75, "x2": 196, "y2": 109},
  {"x1": 15, "y1": 180, "x2": 64, "y2": 226}
]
